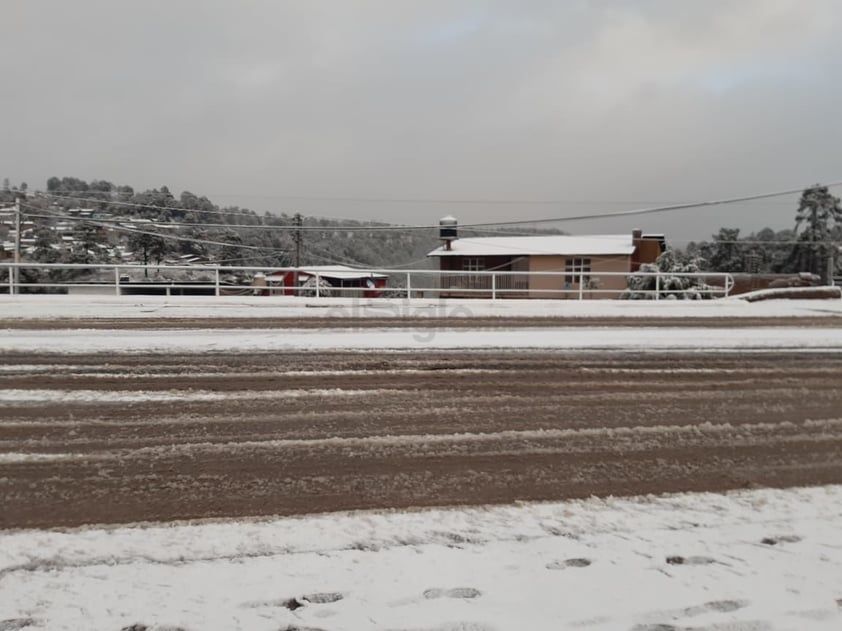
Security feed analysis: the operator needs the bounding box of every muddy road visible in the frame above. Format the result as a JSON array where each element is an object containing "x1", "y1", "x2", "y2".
[{"x1": 2, "y1": 350, "x2": 842, "y2": 529}]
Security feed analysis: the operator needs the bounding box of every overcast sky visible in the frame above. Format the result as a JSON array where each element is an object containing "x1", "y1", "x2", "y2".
[{"x1": 3, "y1": 0, "x2": 841, "y2": 241}]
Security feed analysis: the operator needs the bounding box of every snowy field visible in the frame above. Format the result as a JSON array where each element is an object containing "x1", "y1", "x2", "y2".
[
  {"x1": 0, "y1": 327, "x2": 842, "y2": 354},
  {"x1": 3, "y1": 325, "x2": 842, "y2": 354},
  {"x1": 1, "y1": 294, "x2": 841, "y2": 320},
  {"x1": 3, "y1": 296, "x2": 838, "y2": 353},
  {"x1": 1, "y1": 485, "x2": 841, "y2": 631},
  {"x1": 2, "y1": 296, "x2": 841, "y2": 630}
]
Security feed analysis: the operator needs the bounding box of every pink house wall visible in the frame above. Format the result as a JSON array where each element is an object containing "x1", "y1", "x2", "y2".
[{"x1": 528, "y1": 255, "x2": 632, "y2": 299}]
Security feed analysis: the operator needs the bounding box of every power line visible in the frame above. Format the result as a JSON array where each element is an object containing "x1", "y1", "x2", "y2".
[
  {"x1": 676, "y1": 239, "x2": 842, "y2": 245},
  {"x1": 45, "y1": 217, "x2": 278, "y2": 231},
  {"x1": 23, "y1": 206, "x2": 289, "y2": 255},
  {"x1": 35, "y1": 180, "x2": 842, "y2": 231},
  {"x1": 301, "y1": 243, "x2": 371, "y2": 267},
  {"x1": 154, "y1": 188, "x2": 842, "y2": 206},
  {"x1": 36, "y1": 192, "x2": 268, "y2": 219},
  {"x1": 36, "y1": 193, "x2": 420, "y2": 231},
  {"x1": 213, "y1": 253, "x2": 271, "y2": 264},
  {"x1": 18, "y1": 202, "x2": 531, "y2": 236},
  {"x1": 460, "y1": 181, "x2": 842, "y2": 228},
  {"x1": 466, "y1": 226, "x2": 564, "y2": 237},
  {"x1": 23, "y1": 205, "x2": 382, "y2": 267},
  {"x1": 25, "y1": 210, "x2": 550, "y2": 235},
  {"x1": 38, "y1": 185, "x2": 842, "y2": 206}
]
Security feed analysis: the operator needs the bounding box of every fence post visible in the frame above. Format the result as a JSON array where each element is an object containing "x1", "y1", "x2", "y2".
[
  {"x1": 655, "y1": 273, "x2": 660, "y2": 301},
  {"x1": 578, "y1": 270, "x2": 584, "y2": 300},
  {"x1": 7, "y1": 266, "x2": 12, "y2": 295},
  {"x1": 406, "y1": 272, "x2": 412, "y2": 301},
  {"x1": 491, "y1": 273, "x2": 496, "y2": 300},
  {"x1": 115, "y1": 267, "x2": 121, "y2": 296},
  {"x1": 215, "y1": 269, "x2": 221, "y2": 297},
  {"x1": 315, "y1": 273, "x2": 320, "y2": 298}
]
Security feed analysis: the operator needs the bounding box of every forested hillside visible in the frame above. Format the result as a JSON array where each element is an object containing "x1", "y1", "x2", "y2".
[{"x1": 3, "y1": 177, "x2": 560, "y2": 269}]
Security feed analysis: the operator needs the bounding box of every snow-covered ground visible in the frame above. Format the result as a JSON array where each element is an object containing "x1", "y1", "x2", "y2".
[
  {"x1": 1, "y1": 294, "x2": 841, "y2": 320},
  {"x1": 2, "y1": 296, "x2": 841, "y2": 630},
  {"x1": 3, "y1": 325, "x2": 842, "y2": 353},
  {"x1": 1, "y1": 485, "x2": 841, "y2": 631},
  {"x1": 3, "y1": 296, "x2": 838, "y2": 353}
]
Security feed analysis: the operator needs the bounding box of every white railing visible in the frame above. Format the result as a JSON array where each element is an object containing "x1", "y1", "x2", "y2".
[{"x1": 0, "y1": 262, "x2": 735, "y2": 300}]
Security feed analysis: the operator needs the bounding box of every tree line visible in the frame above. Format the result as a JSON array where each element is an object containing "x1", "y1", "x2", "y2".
[
  {"x1": 10, "y1": 176, "x2": 563, "y2": 273},
  {"x1": 685, "y1": 185, "x2": 841, "y2": 283},
  {"x1": 13, "y1": 176, "x2": 448, "y2": 270},
  {"x1": 6, "y1": 177, "x2": 840, "y2": 284}
]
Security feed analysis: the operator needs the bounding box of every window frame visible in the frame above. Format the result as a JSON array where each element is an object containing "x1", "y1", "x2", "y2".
[
  {"x1": 565, "y1": 257, "x2": 591, "y2": 284},
  {"x1": 461, "y1": 257, "x2": 484, "y2": 272}
]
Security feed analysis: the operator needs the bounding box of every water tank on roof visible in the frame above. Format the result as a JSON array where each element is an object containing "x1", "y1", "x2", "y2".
[{"x1": 439, "y1": 215, "x2": 458, "y2": 240}]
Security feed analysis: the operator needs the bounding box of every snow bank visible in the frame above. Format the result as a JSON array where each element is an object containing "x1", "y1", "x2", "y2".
[
  {"x1": 736, "y1": 285, "x2": 842, "y2": 302},
  {"x1": 1, "y1": 485, "x2": 841, "y2": 630},
  {"x1": 2, "y1": 326, "x2": 842, "y2": 353},
  {"x1": 1, "y1": 294, "x2": 841, "y2": 320}
]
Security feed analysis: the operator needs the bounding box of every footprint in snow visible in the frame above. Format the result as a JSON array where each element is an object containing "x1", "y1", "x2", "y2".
[
  {"x1": 243, "y1": 591, "x2": 344, "y2": 611},
  {"x1": 423, "y1": 587, "x2": 482, "y2": 600},
  {"x1": 546, "y1": 557, "x2": 592, "y2": 570},
  {"x1": 637, "y1": 599, "x2": 749, "y2": 626},
  {"x1": 0, "y1": 620, "x2": 38, "y2": 631},
  {"x1": 385, "y1": 624, "x2": 496, "y2": 631},
  {"x1": 698, "y1": 600, "x2": 747, "y2": 613},
  {"x1": 665, "y1": 555, "x2": 716, "y2": 566},
  {"x1": 761, "y1": 535, "x2": 802, "y2": 546},
  {"x1": 300, "y1": 592, "x2": 344, "y2": 605}
]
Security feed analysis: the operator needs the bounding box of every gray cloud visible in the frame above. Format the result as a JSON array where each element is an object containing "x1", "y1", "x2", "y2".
[{"x1": 2, "y1": 0, "x2": 841, "y2": 241}]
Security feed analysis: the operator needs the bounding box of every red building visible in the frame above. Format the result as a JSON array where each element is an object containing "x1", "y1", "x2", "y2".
[{"x1": 258, "y1": 265, "x2": 388, "y2": 297}]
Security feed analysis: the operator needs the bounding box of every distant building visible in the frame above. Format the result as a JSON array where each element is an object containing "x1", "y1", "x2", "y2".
[
  {"x1": 427, "y1": 229, "x2": 665, "y2": 299},
  {"x1": 258, "y1": 265, "x2": 388, "y2": 297}
]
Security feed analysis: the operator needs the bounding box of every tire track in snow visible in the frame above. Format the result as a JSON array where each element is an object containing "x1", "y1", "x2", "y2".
[{"x1": 2, "y1": 350, "x2": 842, "y2": 528}]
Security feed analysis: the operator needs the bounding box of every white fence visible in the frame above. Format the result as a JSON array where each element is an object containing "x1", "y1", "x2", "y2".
[{"x1": 0, "y1": 263, "x2": 735, "y2": 300}]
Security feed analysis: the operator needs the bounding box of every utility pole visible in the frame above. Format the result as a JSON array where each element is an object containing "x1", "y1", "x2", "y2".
[
  {"x1": 12, "y1": 194, "x2": 21, "y2": 294},
  {"x1": 293, "y1": 213, "x2": 303, "y2": 267},
  {"x1": 292, "y1": 213, "x2": 303, "y2": 293}
]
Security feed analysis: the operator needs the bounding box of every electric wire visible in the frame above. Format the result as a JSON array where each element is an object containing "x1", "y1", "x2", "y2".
[
  {"x1": 33, "y1": 180, "x2": 842, "y2": 231},
  {"x1": 23, "y1": 207, "x2": 289, "y2": 255}
]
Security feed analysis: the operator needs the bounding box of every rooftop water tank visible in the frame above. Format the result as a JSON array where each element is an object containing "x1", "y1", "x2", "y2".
[{"x1": 439, "y1": 215, "x2": 458, "y2": 240}]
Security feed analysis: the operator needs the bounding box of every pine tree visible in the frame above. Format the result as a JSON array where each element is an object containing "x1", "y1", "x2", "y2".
[{"x1": 789, "y1": 185, "x2": 842, "y2": 283}]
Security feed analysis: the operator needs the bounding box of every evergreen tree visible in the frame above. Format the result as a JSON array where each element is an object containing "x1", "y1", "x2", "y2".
[
  {"x1": 128, "y1": 231, "x2": 167, "y2": 276},
  {"x1": 700, "y1": 227, "x2": 744, "y2": 272},
  {"x1": 788, "y1": 185, "x2": 842, "y2": 283}
]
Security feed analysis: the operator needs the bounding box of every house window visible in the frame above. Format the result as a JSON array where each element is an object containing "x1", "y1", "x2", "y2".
[
  {"x1": 462, "y1": 257, "x2": 484, "y2": 272},
  {"x1": 565, "y1": 258, "x2": 591, "y2": 283}
]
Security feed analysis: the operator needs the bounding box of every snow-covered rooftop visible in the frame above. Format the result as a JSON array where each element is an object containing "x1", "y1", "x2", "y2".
[
  {"x1": 269, "y1": 265, "x2": 388, "y2": 280},
  {"x1": 427, "y1": 234, "x2": 636, "y2": 257}
]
